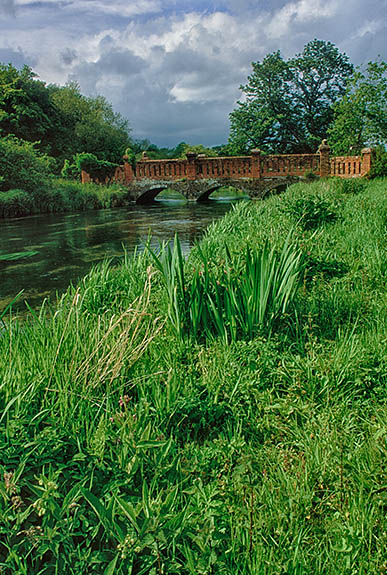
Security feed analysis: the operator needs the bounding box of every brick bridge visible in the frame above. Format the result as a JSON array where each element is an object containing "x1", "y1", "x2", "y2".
[{"x1": 82, "y1": 142, "x2": 373, "y2": 204}]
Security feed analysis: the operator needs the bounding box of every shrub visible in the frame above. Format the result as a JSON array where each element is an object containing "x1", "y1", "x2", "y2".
[
  {"x1": 149, "y1": 233, "x2": 302, "y2": 342},
  {"x1": 338, "y1": 178, "x2": 367, "y2": 194},
  {"x1": 368, "y1": 146, "x2": 387, "y2": 179},
  {"x1": 167, "y1": 393, "x2": 233, "y2": 442},
  {"x1": 0, "y1": 136, "x2": 51, "y2": 194},
  {"x1": 61, "y1": 158, "x2": 81, "y2": 180},
  {"x1": 75, "y1": 153, "x2": 118, "y2": 182},
  {"x1": 0, "y1": 189, "x2": 34, "y2": 218},
  {"x1": 280, "y1": 188, "x2": 339, "y2": 229}
]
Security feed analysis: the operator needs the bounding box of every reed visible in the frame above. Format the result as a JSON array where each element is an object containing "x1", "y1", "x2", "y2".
[{"x1": 148, "y1": 232, "x2": 302, "y2": 342}]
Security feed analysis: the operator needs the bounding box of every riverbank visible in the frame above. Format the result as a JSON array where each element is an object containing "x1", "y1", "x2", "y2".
[
  {"x1": 0, "y1": 178, "x2": 386, "y2": 573},
  {"x1": 0, "y1": 178, "x2": 128, "y2": 219}
]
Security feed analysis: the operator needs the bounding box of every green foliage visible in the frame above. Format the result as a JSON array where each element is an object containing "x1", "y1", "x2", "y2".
[
  {"x1": 229, "y1": 39, "x2": 353, "y2": 153},
  {"x1": 368, "y1": 146, "x2": 387, "y2": 178},
  {"x1": 182, "y1": 144, "x2": 217, "y2": 157},
  {"x1": 0, "y1": 188, "x2": 34, "y2": 218},
  {"x1": 0, "y1": 63, "x2": 58, "y2": 153},
  {"x1": 337, "y1": 177, "x2": 368, "y2": 194},
  {"x1": 279, "y1": 187, "x2": 339, "y2": 229},
  {"x1": 329, "y1": 60, "x2": 387, "y2": 154},
  {"x1": 0, "y1": 135, "x2": 51, "y2": 193},
  {"x1": 148, "y1": 233, "x2": 302, "y2": 342},
  {"x1": 0, "y1": 171, "x2": 127, "y2": 218},
  {"x1": 167, "y1": 393, "x2": 233, "y2": 442},
  {"x1": 0, "y1": 179, "x2": 386, "y2": 573},
  {"x1": 50, "y1": 83, "x2": 131, "y2": 165},
  {"x1": 0, "y1": 64, "x2": 131, "y2": 170},
  {"x1": 124, "y1": 146, "x2": 136, "y2": 167},
  {"x1": 61, "y1": 157, "x2": 81, "y2": 180},
  {"x1": 74, "y1": 153, "x2": 118, "y2": 181}
]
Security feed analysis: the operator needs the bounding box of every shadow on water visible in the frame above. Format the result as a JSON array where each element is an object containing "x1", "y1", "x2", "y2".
[{"x1": 0, "y1": 194, "x2": 247, "y2": 312}]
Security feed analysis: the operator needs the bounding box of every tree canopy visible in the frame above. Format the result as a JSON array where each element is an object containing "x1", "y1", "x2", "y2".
[
  {"x1": 0, "y1": 63, "x2": 131, "y2": 170},
  {"x1": 228, "y1": 40, "x2": 354, "y2": 154},
  {"x1": 328, "y1": 60, "x2": 387, "y2": 154}
]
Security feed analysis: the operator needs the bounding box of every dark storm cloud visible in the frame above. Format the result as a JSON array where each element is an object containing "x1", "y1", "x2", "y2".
[
  {"x1": 0, "y1": 46, "x2": 36, "y2": 67},
  {"x1": 60, "y1": 48, "x2": 77, "y2": 65},
  {"x1": 0, "y1": 0, "x2": 16, "y2": 16}
]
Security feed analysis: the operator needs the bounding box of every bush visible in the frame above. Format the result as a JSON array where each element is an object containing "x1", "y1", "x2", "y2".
[
  {"x1": 61, "y1": 153, "x2": 119, "y2": 183},
  {"x1": 0, "y1": 189, "x2": 34, "y2": 218},
  {"x1": 279, "y1": 188, "x2": 339, "y2": 229},
  {"x1": 368, "y1": 146, "x2": 387, "y2": 179},
  {"x1": 75, "y1": 153, "x2": 118, "y2": 182},
  {"x1": 0, "y1": 136, "x2": 51, "y2": 194},
  {"x1": 61, "y1": 158, "x2": 81, "y2": 180},
  {"x1": 338, "y1": 178, "x2": 368, "y2": 194}
]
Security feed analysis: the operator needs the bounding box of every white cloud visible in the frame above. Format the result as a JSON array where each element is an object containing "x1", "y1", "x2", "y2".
[
  {"x1": 351, "y1": 19, "x2": 385, "y2": 39},
  {"x1": 0, "y1": 0, "x2": 16, "y2": 15},
  {"x1": 267, "y1": 0, "x2": 338, "y2": 38}
]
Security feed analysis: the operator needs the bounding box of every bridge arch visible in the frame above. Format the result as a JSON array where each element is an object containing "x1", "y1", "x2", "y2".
[
  {"x1": 135, "y1": 186, "x2": 169, "y2": 205},
  {"x1": 196, "y1": 182, "x2": 250, "y2": 202}
]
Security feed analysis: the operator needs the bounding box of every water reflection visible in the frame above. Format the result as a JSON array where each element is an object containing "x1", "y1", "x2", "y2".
[{"x1": 0, "y1": 199, "x2": 240, "y2": 311}]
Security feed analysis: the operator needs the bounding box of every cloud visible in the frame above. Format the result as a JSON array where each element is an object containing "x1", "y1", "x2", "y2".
[
  {"x1": 14, "y1": 0, "x2": 162, "y2": 17},
  {"x1": 0, "y1": 0, "x2": 16, "y2": 16},
  {"x1": 0, "y1": 0, "x2": 386, "y2": 145},
  {"x1": 0, "y1": 46, "x2": 34, "y2": 67}
]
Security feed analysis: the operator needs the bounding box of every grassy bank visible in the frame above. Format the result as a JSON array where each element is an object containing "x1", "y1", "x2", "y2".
[
  {"x1": 0, "y1": 178, "x2": 386, "y2": 574},
  {"x1": 0, "y1": 179, "x2": 128, "y2": 219}
]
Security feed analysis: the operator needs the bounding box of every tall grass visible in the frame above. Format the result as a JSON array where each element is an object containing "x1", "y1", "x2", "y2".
[
  {"x1": 0, "y1": 178, "x2": 386, "y2": 574},
  {"x1": 148, "y1": 233, "x2": 302, "y2": 342},
  {"x1": 0, "y1": 179, "x2": 128, "y2": 218}
]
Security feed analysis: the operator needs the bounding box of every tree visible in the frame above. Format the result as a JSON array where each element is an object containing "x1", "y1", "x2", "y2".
[
  {"x1": 0, "y1": 64, "x2": 132, "y2": 170},
  {"x1": 328, "y1": 60, "x2": 387, "y2": 154},
  {"x1": 229, "y1": 40, "x2": 354, "y2": 154},
  {"x1": 49, "y1": 83, "x2": 131, "y2": 165},
  {"x1": 0, "y1": 63, "x2": 59, "y2": 153}
]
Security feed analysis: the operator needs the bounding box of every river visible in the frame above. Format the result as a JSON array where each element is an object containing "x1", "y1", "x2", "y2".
[{"x1": 0, "y1": 196, "x2": 244, "y2": 313}]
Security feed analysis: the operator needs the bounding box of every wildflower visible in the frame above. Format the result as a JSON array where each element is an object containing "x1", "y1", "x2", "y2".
[
  {"x1": 3, "y1": 471, "x2": 16, "y2": 495},
  {"x1": 11, "y1": 496, "x2": 23, "y2": 509},
  {"x1": 119, "y1": 395, "x2": 131, "y2": 407}
]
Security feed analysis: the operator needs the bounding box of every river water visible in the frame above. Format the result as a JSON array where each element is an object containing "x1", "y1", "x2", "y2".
[{"x1": 0, "y1": 197, "x2": 242, "y2": 313}]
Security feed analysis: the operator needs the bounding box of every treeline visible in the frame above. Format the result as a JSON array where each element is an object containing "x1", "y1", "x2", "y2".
[
  {"x1": 0, "y1": 64, "x2": 132, "y2": 216},
  {"x1": 0, "y1": 64, "x2": 131, "y2": 169}
]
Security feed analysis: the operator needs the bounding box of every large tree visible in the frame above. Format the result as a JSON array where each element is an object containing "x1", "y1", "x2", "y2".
[
  {"x1": 0, "y1": 64, "x2": 58, "y2": 151},
  {"x1": 50, "y1": 83, "x2": 131, "y2": 164},
  {"x1": 0, "y1": 64, "x2": 132, "y2": 169},
  {"x1": 328, "y1": 60, "x2": 387, "y2": 154},
  {"x1": 229, "y1": 40, "x2": 354, "y2": 154}
]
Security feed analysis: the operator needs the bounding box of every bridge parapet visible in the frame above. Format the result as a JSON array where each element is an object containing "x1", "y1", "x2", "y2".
[
  {"x1": 260, "y1": 153, "x2": 320, "y2": 177},
  {"x1": 131, "y1": 151, "x2": 321, "y2": 183},
  {"x1": 81, "y1": 142, "x2": 373, "y2": 188},
  {"x1": 330, "y1": 148, "x2": 372, "y2": 178}
]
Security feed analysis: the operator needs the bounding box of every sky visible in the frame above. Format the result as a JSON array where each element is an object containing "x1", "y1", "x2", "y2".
[{"x1": 0, "y1": 0, "x2": 386, "y2": 147}]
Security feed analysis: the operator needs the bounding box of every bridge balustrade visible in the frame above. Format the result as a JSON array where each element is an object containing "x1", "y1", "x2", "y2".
[
  {"x1": 135, "y1": 159, "x2": 188, "y2": 180},
  {"x1": 260, "y1": 154, "x2": 320, "y2": 176},
  {"x1": 195, "y1": 156, "x2": 252, "y2": 179},
  {"x1": 81, "y1": 143, "x2": 373, "y2": 187},
  {"x1": 330, "y1": 156, "x2": 363, "y2": 177}
]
